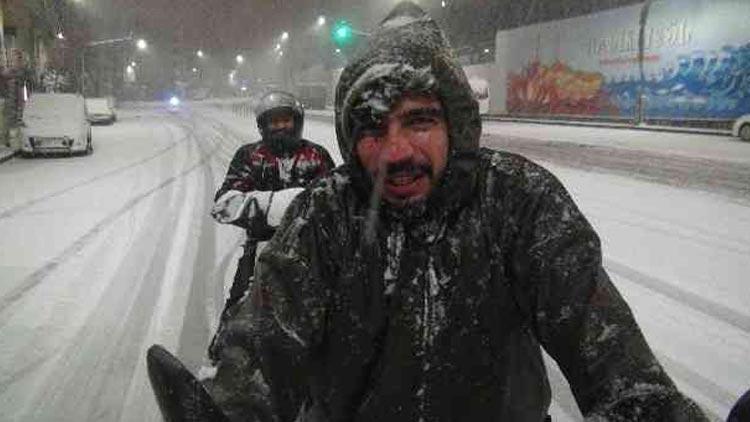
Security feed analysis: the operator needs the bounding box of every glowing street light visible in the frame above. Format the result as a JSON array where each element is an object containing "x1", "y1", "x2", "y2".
[
  {"x1": 317, "y1": 16, "x2": 326, "y2": 27},
  {"x1": 332, "y1": 20, "x2": 354, "y2": 47},
  {"x1": 275, "y1": 43, "x2": 281, "y2": 51},
  {"x1": 335, "y1": 48, "x2": 341, "y2": 53},
  {"x1": 483, "y1": 48, "x2": 490, "y2": 53},
  {"x1": 241, "y1": 86, "x2": 248, "y2": 92},
  {"x1": 278, "y1": 50, "x2": 284, "y2": 57},
  {"x1": 442, "y1": 1, "x2": 447, "y2": 7},
  {"x1": 126, "y1": 65, "x2": 134, "y2": 74},
  {"x1": 236, "y1": 54, "x2": 244, "y2": 64},
  {"x1": 130, "y1": 61, "x2": 137, "y2": 67},
  {"x1": 56, "y1": 32, "x2": 65, "y2": 40},
  {"x1": 136, "y1": 38, "x2": 148, "y2": 50},
  {"x1": 281, "y1": 31, "x2": 289, "y2": 41},
  {"x1": 192, "y1": 67, "x2": 198, "y2": 73},
  {"x1": 197, "y1": 50, "x2": 204, "y2": 58}
]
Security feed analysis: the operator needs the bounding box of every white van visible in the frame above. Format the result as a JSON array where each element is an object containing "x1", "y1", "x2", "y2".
[{"x1": 20, "y1": 93, "x2": 92, "y2": 156}]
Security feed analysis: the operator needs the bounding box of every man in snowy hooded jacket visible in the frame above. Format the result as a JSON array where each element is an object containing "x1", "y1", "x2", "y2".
[
  {"x1": 206, "y1": 3, "x2": 709, "y2": 421},
  {"x1": 209, "y1": 90, "x2": 334, "y2": 361}
]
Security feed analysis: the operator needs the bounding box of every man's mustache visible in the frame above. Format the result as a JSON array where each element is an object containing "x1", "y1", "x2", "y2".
[
  {"x1": 269, "y1": 128, "x2": 294, "y2": 138},
  {"x1": 379, "y1": 159, "x2": 433, "y2": 179}
]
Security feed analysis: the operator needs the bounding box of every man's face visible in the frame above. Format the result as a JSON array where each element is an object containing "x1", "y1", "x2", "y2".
[
  {"x1": 355, "y1": 94, "x2": 449, "y2": 207},
  {"x1": 268, "y1": 111, "x2": 295, "y2": 133}
]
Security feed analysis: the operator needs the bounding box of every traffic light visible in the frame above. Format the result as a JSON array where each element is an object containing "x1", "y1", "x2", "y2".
[{"x1": 332, "y1": 20, "x2": 354, "y2": 47}]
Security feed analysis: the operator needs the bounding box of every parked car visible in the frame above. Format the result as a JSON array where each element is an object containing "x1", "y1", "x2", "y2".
[
  {"x1": 20, "y1": 93, "x2": 92, "y2": 156},
  {"x1": 85, "y1": 97, "x2": 117, "y2": 124},
  {"x1": 733, "y1": 115, "x2": 750, "y2": 142}
]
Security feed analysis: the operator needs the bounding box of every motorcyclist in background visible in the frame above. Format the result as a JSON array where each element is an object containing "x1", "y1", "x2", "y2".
[{"x1": 208, "y1": 90, "x2": 334, "y2": 362}]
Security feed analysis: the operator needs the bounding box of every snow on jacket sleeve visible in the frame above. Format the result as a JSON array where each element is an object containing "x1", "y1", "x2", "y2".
[
  {"x1": 213, "y1": 145, "x2": 258, "y2": 229},
  {"x1": 508, "y1": 162, "x2": 708, "y2": 421}
]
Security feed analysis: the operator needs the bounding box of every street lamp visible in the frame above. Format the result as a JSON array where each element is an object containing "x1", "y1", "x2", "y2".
[
  {"x1": 81, "y1": 35, "x2": 148, "y2": 95},
  {"x1": 317, "y1": 16, "x2": 326, "y2": 27},
  {"x1": 281, "y1": 31, "x2": 289, "y2": 41},
  {"x1": 197, "y1": 50, "x2": 204, "y2": 58},
  {"x1": 56, "y1": 32, "x2": 65, "y2": 40},
  {"x1": 236, "y1": 54, "x2": 244, "y2": 64},
  {"x1": 192, "y1": 67, "x2": 198, "y2": 73}
]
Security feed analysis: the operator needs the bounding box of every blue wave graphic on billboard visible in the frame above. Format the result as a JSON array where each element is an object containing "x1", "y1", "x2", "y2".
[{"x1": 604, "y1": 42, "x2": 750, "y2": 119}]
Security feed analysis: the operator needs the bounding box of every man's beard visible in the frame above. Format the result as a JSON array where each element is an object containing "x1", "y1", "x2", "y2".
[
  {"x1": 267, "y1": 128, "x2": 300, "y2": 154},
  {"x1": 370, "y1": 158, "x2": 435, "y2": 220}
]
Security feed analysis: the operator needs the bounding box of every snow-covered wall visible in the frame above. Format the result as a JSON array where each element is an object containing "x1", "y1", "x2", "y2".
[{"x1": 493, "y1": 0, "x2": 750, "y2": 120}]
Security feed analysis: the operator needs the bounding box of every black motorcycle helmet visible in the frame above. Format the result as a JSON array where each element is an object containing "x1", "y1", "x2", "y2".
[{"x1": 254, "y1": 91, "x2": 305, "y2": 151}]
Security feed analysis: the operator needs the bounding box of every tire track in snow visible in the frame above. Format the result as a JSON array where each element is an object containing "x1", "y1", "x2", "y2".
[
  {"x1": 0, "y1": 127, "x2": 224, "y2": 314},
  {"x1": 482, "y1": 134, "x2": 750, "y2": 201},
  {"x1": 25, "y1": 180, "x2": 180, "y2": 421},
  {"x1": 604, "y1": 259, "x2": 750, "y2": 334},
  {"x1": 173, "y1": 117, "x2": 222, "y2": 370},
  {"x1": 0, "y1": 122, "x2": 189, "y2": 221},
  {"x1": 654, "y1": 352, "x2": 729, "y2": 422},
  {"x1": 12, "y1": 115, "x2": 227, "y2": 421},
  {"x1": 589, "y1": 206, "x2": 750, "y2": 257},
  {"x1": 576, "y1": 199, "x2": 750, "y2": 257}
]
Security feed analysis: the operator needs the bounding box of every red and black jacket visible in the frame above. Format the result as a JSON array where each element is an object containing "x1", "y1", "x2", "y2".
[{"x1": 215, "y1": 138, "x2": 335, "y2": 240}]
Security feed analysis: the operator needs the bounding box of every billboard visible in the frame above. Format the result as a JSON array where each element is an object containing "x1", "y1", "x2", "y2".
[{"x1": 494, "y1": 0, "x2": 750, "y2": 120}]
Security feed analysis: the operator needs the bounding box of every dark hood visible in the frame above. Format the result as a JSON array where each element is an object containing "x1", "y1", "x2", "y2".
[{"x1": 334, "y1": 1, "x2": 482, "y2": 218}]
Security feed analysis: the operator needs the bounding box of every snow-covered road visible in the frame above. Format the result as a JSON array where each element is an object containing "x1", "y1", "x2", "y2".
[{"x1": 0, "y1": 103, "x2": 747, "y2": 421}]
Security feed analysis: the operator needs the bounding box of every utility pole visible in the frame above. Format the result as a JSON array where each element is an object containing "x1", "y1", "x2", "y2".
[{"x1": 0, "y1": 0, "x2": 6, "y2": 68}]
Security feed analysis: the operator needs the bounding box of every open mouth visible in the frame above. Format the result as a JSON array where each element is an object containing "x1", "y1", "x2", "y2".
[
  {"x1": 387, "y1": 172, "x2": 423, "y2": 186},
  {"x1": 383, "y1": 171, "x2": 429, "y2": 199}
]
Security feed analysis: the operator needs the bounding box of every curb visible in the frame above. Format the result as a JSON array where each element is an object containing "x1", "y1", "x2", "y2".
[
  {"x1": 0, "y1": 150, "x2": 17, "y2": 164},
  {"x1": 482, "y1": 116, "x2": 732, "y2": 137}
]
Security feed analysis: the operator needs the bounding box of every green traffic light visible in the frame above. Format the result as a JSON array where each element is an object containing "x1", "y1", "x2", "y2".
[
  {"x1": 332, "y1": 20, "x2": 353, "y2": 46},
  {"x1": 336, "y1": 26, "x2": 350, "y2": 39}
]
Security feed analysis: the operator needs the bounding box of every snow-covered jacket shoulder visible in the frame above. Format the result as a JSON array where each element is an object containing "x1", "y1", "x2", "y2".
[{"x1": 240, "y1": 149, "x2": 708, "y2": 422}]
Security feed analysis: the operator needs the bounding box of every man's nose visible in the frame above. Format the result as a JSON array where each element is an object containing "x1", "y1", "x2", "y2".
[{"x1": 381, "y1": 129, "x2": 414, "y2": 163}]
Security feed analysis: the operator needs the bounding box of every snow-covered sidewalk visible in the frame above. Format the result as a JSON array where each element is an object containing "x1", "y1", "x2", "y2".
[{"x1": 482, "y1": 120, "x2": 750, "y2": 165}]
